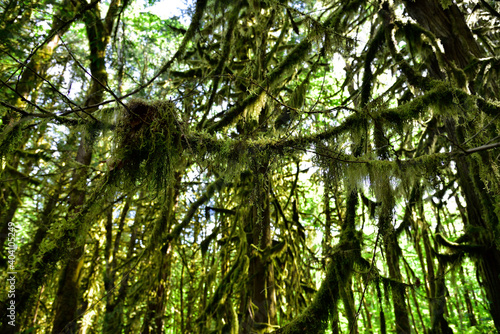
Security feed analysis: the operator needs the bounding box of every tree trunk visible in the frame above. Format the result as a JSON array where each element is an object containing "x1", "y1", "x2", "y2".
[
  {"x1": 51, "y1": 1, "x2": 121, "y2": 331},
  {"x1": 340, "y1": 279, "x2": 358, "y2": 334},
  {"x1": 459, "y1": 267, "x2": 478, "y2": 327},
  {"x1": 51, "y1": 246, "x2": 85, "y2": 334},
  {"x1": 51, "y1": 136, "x2": 93, "y2": 334},
  {"x1": 404, "y1": 1, "x2": 500, "y2": 329},
  {"x1": 242, "y1": 166, "x2": 277, "y2": 332},
  {"x1": 430, "y1": 260, "x2": 453, "y2": 334},
  {"x1": 381, "y1": 222, "x2": 411, "y2": 334}
]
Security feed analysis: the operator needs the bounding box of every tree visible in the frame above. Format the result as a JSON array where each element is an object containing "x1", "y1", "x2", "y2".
[{"x1": 1, "y1": 0, "x2": 499, "y2": 333}]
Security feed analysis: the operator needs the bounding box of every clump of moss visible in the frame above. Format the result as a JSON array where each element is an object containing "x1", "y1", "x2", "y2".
[{"x1": 112, "y1": 99, "x2": 182, "y2": 189}]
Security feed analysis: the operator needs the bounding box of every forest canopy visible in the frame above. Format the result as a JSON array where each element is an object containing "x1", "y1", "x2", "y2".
[{"x1": 1, "y1": 0, "x2": 500, "y2": 333}]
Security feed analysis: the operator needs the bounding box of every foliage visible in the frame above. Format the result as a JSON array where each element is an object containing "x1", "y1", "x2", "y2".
[{"x1": 1, "y1": 0, "x2": 500, "y2": 333}]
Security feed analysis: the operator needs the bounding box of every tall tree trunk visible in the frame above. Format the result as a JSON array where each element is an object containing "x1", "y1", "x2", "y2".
[
  {"x1": 340, "y1": 279, "x2": 358, "y2": 334},
  {"x1": 142, "y1": 181, "x2": 179, "y2": 333},
  {"x1": 142, "y1": 253, "x2": 172, "y2": 334},
  {"x1": 430, "y1": 260, "x2": 453, "y2": 334},
  {"x1": 459, "y1": 267, "x2": 477, "y2": 327},
  {"x1": 404, "y1": 1, "x2": 500, "y2": 329},
  {"x1": 242, "y1": 165, "x2": 277, "y2": 332},
  {"x1": 51, "y1": 135, "x2": 93, "y2": 334},
  {"x1": 51, "y1": 1, "x2": 122, "y2": 331},
  {"x1": 102, "y1": 197, "x2": 131, "y2": 333},
  {"x1": 51, "y1": 245, "x2": 85, "y2": 334},
  {"x1": 104, "y1": 194, "x2": 143, "y2": 333},
  {"x1": 380, "y1": 211, "x2": 411, "y2": 334},
  {"x1": 374, "y1": 105, "x2": 410, "y2": 333},
  {"x1": 443, "y1": 118, "x2": 500, "y2": 331}
]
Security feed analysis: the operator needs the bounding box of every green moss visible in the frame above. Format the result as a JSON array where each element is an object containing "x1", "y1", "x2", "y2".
[
  {"x1": 0, "y1": 119, "x2": 24, "y2": 164},
  {"x1": 112, "y1": 99, "x2": 182, "y2": 190}
]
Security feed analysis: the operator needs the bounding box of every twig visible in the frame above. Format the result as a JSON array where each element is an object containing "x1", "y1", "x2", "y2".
[
  {"x1": 3, "y1": 50, "x2": 90, "y2": 120},
  {"x1": 58, "y1": 35, "x2": 130, "y2": 115},
  {"x1": 0, "y1": 78, "x2": 51, "y2": 115},
  {"x1": 464, "y1": 141, "x2": 500, "y2": 154}
]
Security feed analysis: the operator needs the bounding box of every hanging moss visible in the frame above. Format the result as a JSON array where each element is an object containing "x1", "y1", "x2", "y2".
[
  {"x1": 0, "y1": 118, "x2": 24, "y2": 164},
  {"x1": 196, "y1": 253, "x2": 250, "y2": 329},
  {"x1": 274, "y1": 236, "x2": 362, "y2": 334},
  {"x1": 112, "y1": 99, "x2": 182, "y2": 190},
  {"x1": 318, "y1": 148, "x2": 451, "y2": 208}
]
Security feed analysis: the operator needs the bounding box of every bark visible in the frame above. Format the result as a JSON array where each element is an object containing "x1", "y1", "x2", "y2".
[
  {"x1": 429, "y1": 260, "x2": 453, "y2": 334},
  {"x1": 104, "y1": 195, "x2": 143, "y2": 333},
  {"x1": 141, "y1": 253, "x2": 172, "y2": 334},
  {"x1": 51, "y1": 129, "x2": 94, "y2": 334},
  {"x1": 380, "y1": 216, "x2": 411, "y2": 334},
  {"x1": 51, "y1": 246, "x2": 85, "y2": 334},
  {"x1": 242, "y1": 166, "x2": 277, "y2": 332},
  {"x1": 422, "y1": 226, "x2": 436, "y2": 310},
  {"x1": 0, "y1": 186, "x2": 26, "y2": 259},
  {"x1": 74, "y1": 239, "x2": 100, "y2": 333},
  {"x1": 340, "y1": 279, "x2": 358, "y2": 334},
  {"x1": 141, "y1": 176, "x2": 181, "y2": 333},
  {"x1": 404, "y1": 264, "x2": 427, "y2": 333},
  {"x1": 404, "y1": 0, "x2": 481, "y2": 69},
  {"x1": 330, "y1": 302, "x2": 340, "y2": 334},
  {"x1": 102, "y1": 198, "x2": 131, "y2": 333},
  {"x1": 376, "y1": 281, "x2": 387, "y2": 334},
  {"x1": 444, "y1": 119, "x2": 500, "y2": 331},
  {"x1": 459, "y1": 267, "x2": 478, "y2": 327},
  {"x1": 375, "y1": 102, "x2": 410, "y2": 333}
]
